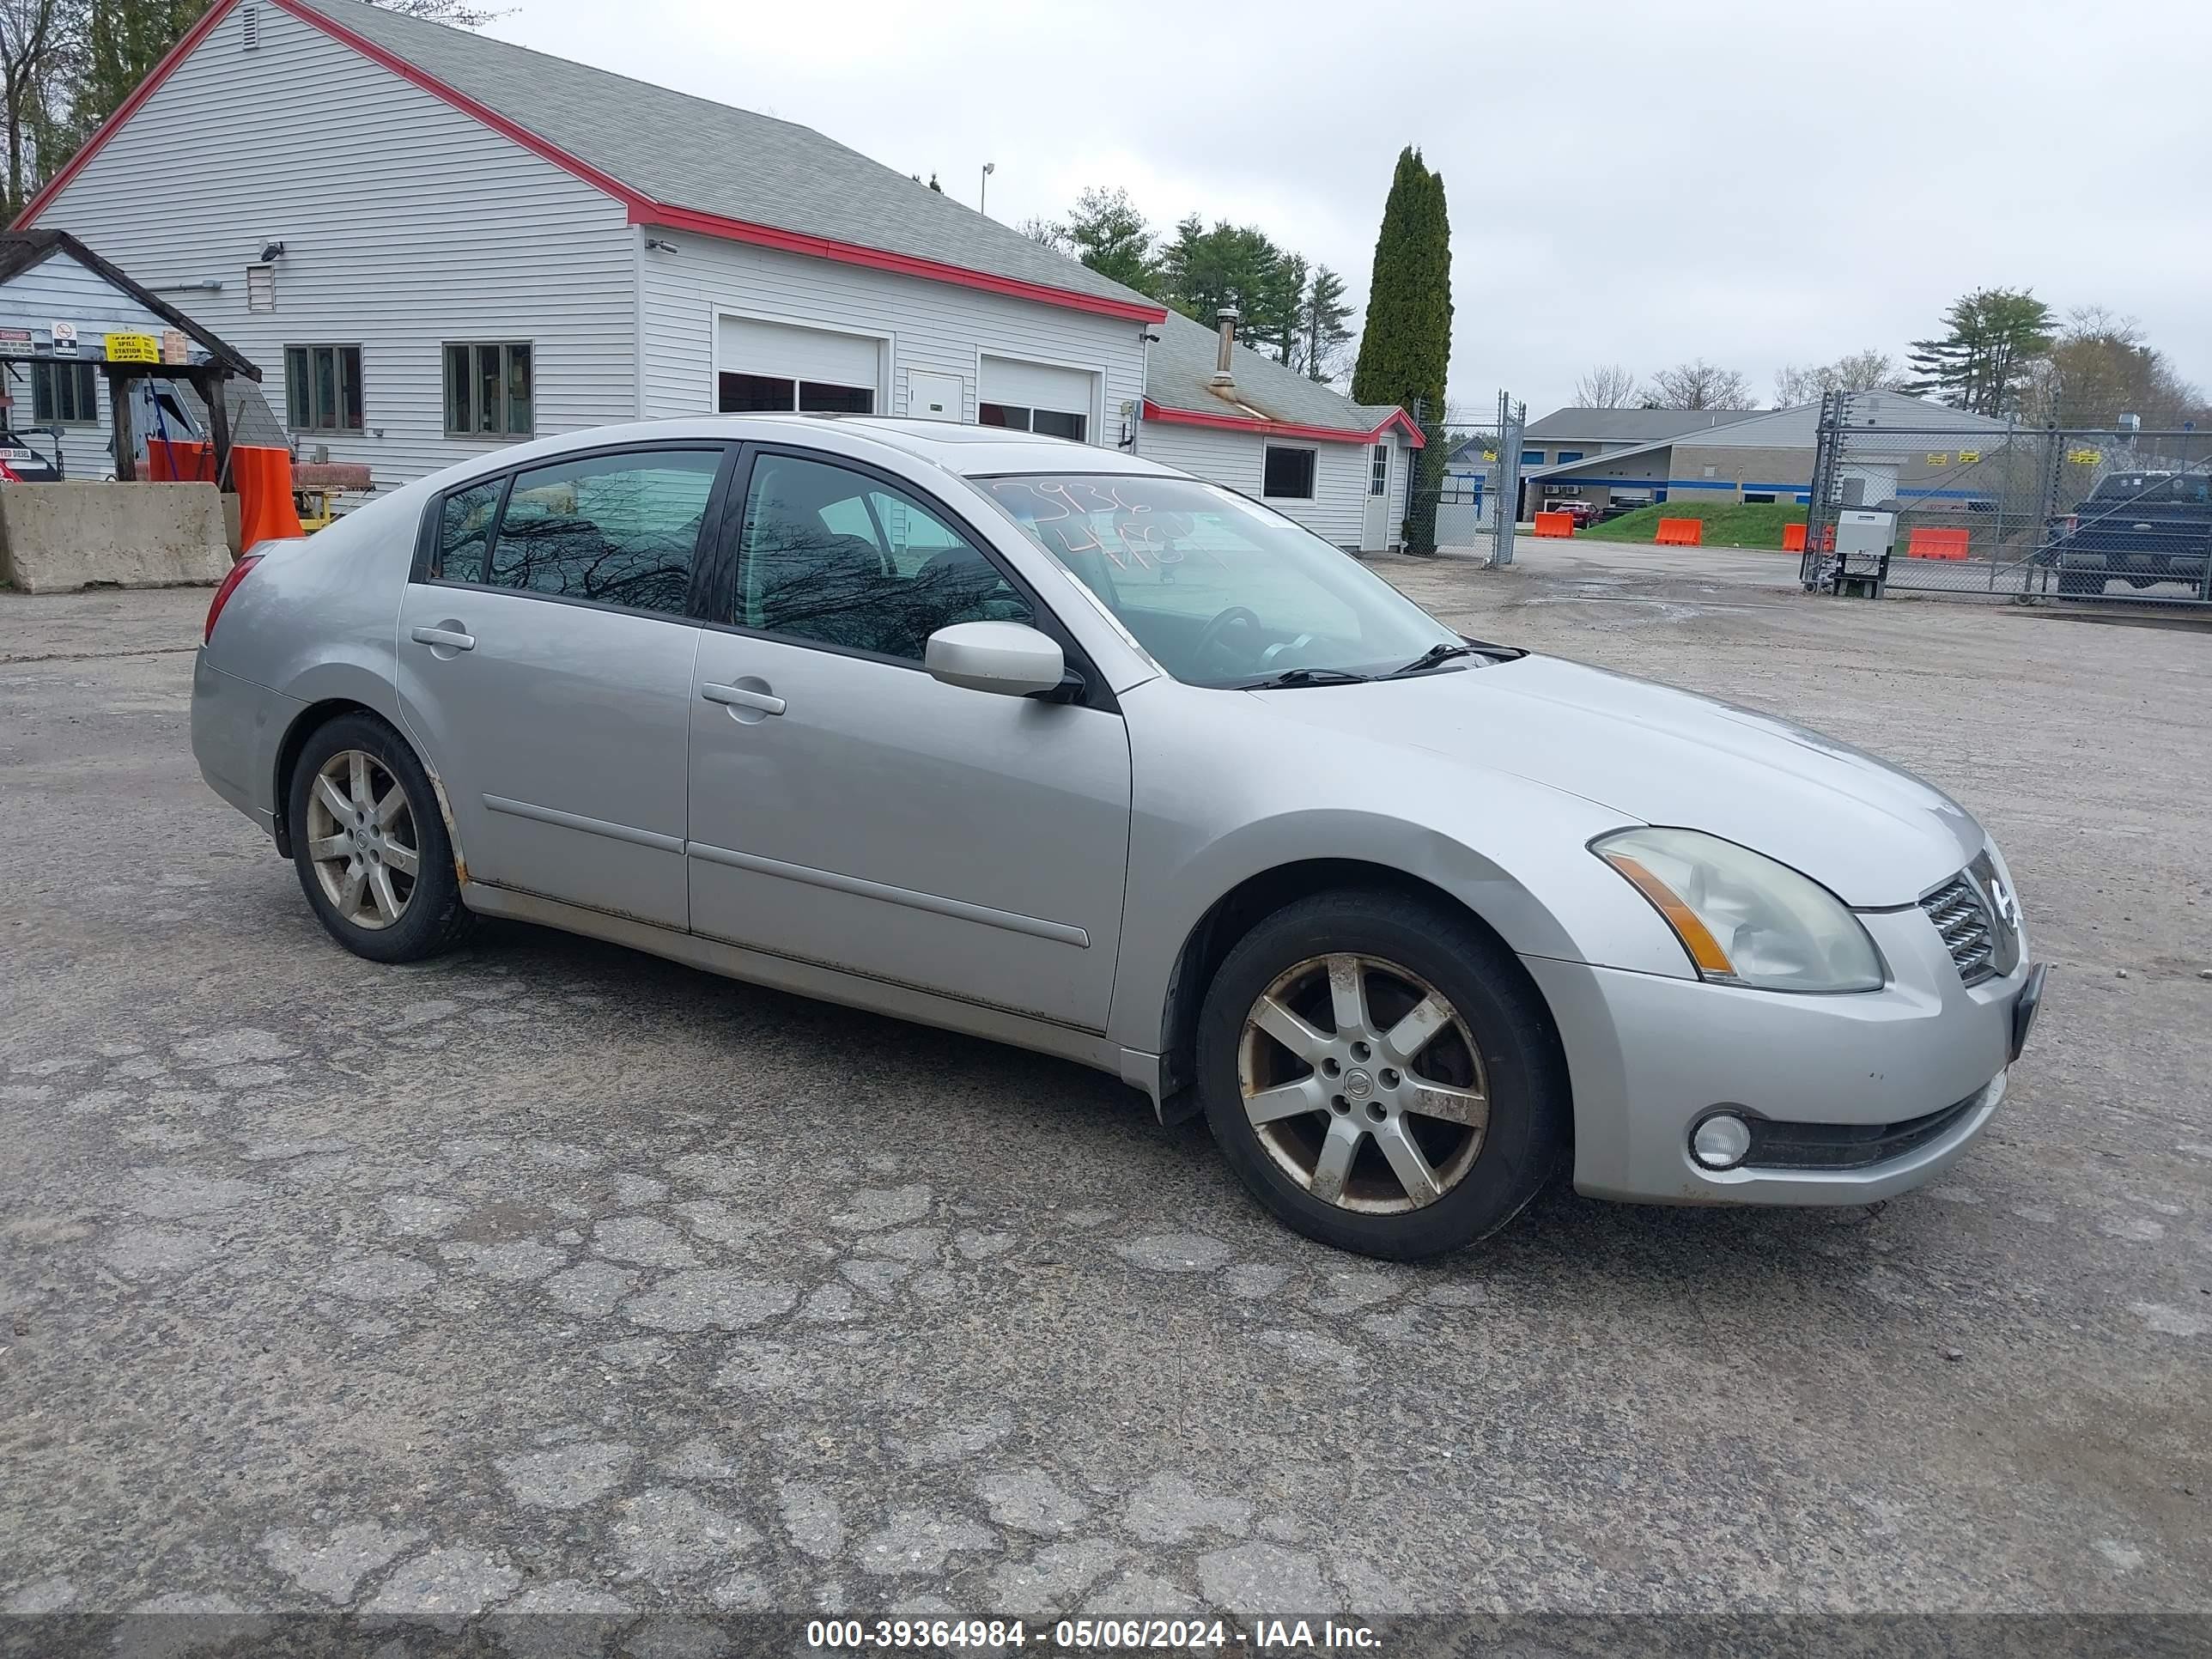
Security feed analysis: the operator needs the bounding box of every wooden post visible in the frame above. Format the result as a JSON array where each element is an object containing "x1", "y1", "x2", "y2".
[
  {"x1": 107, "y1": 366, "x2": 136, "y2": 483},
  {"x1": 199, "y1": 370, "x2": 233, "y2": 490}
]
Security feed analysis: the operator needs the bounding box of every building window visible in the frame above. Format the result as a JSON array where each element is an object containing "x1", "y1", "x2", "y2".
[
  {"x1": 283, "y1": 345, "x2": 363, "y2": 431},
  {"x1": 978, "y1": 402, "x2": 1087, "y2": 442},
  {"x1": 1743, "y1": 492, "x2": 1778, "y2": 504},
  {"x1": 28, "y1": 360, "x2": 98, "y2": 424},
  {"x1": 1262, "y1": 445, "x2": 1316, "y2": 501},
  {"x1": 1370, "y1": 445, "x2": 1389, "y2": 496},
  {"x1": 717, "y1": 371, "x2": 874, "y2": 416},
  {"x1": 1554, "y1": 450, "x2": 1583, "y2": 465},
  {"x1": 1521, "y1": 449, "x2": 1545, "y2": 466},
  {"x1": 445, "y1": 342, "x2": 533, "y2": 437}
]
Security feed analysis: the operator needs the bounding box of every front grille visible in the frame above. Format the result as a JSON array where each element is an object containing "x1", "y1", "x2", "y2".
[
  {"x1": 1744, "y1": 1088, "x2": 1986, "y2": 1171},
  {"x1": 1920, "y1": 873, "x2": 1998, "y2": 987}
]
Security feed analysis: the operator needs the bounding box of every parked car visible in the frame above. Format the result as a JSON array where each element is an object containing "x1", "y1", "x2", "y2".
[
  {"x1": 1542, "y1": 498, "x2": 1599, "y2": 528},
  {"x1": 2045, "y1": 470, "x2": 2212, "y2": 597},
  {"x1": 191, "y1": 417, "x2": 2045, "y2": 1260}
]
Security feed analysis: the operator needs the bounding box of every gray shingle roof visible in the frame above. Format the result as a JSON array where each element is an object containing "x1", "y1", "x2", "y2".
[
  {"x1": 1522, "y1": 406, "x2": 1753, "y2": 443},
  {"x1": 293, "y1": 0, "x2": 1160, "y2": 314},
  {"x1": 1146, "y1": 310, "x2": 1404, "y2": 436}
]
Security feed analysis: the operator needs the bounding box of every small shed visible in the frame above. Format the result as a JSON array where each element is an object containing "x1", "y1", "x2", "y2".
[{"x1": 0, "y1": 228, "x2": 259, "y2": 484}]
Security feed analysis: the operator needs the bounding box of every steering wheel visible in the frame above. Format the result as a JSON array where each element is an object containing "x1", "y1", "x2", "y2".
[{"x1": 1193, "y1": 605, "x2": 1264, "y2": 669}]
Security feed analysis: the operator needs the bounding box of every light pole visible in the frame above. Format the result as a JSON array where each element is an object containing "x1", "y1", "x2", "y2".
[{"x1": 980, "y1": 161, "x2": 995, "y2": 218}]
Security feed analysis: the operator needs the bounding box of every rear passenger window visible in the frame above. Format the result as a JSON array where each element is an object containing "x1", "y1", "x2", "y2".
[
  {"x1": 434, "y1": 479, "x2": 502, "y2": 583},
  {"x1": 484, "y1": 449, "x2": 721, "y2": 617}
]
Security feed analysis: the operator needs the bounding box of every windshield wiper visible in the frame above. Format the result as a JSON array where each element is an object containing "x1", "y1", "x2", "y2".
[
  {"x1": 1238, "y1": 666, "x2": 1374, "y2": 690},
  {"x1": 1384, "y1": 641, "x2": 1486, "y2": 678}
]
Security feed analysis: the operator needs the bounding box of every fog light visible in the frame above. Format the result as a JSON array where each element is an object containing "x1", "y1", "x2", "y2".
[{"x1": 1691, "y1": 1112, "x2": 1753, "y2": 1170}]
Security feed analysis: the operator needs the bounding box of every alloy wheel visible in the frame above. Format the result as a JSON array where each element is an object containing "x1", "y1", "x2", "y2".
[
  {"x1": 1237, "y1": 952, "x2": 1490, "y2": 1213},
  {"x1": 304, "y1": 749, "x2": 420, "y2": 930}
]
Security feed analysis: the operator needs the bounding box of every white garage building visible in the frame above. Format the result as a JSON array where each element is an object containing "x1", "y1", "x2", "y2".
[{"x1": 20, "y1": 0, "x2": 1416, "y2": 548}]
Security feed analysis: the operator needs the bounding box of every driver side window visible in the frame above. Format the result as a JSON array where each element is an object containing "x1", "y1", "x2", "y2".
[{"x1": 735, "y1": 453, "x2": 1031, "y2": 661}]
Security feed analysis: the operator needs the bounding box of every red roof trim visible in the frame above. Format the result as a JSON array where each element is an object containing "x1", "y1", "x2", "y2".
[
  {"x1": 25, "y1": 0, "x2": 1168, "y2": 325},
  {"x1": 14, "y1": 0, "x2": 243, "y2": 228},
  {"x1": 639, "y1": 204, "x2": 1166, "y2": 323},
  {"x1": 1142, "y1": 399, "x2": 1425, "y2": 449}
]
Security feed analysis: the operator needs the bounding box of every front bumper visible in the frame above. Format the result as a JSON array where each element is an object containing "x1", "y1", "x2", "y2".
[{"x1": 1523, "y1": 902, "x2": 2041, "y2": 1206}]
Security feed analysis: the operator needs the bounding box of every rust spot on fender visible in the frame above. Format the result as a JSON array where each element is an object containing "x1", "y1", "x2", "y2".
[{"x1": 425, "y1": 768, "x2": 467, "y2": 885}]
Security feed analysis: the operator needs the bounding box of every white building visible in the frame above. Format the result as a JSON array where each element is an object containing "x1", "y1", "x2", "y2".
[{"x1": 21, "y1": 0, "x2": 1418, "y2": 548}]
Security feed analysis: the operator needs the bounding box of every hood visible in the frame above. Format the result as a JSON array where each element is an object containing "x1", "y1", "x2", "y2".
[{"x1": 1251, "y1": 654, "x2": 1984, "y2": 906}]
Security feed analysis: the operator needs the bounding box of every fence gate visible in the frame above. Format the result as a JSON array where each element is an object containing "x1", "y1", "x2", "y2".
[
  {"x1": 1802, "y1": 393, "x2": 2212, "y2": 608},
  {"x1": 1434, "y1": 392, "x2": 1524, "y2": 562}
]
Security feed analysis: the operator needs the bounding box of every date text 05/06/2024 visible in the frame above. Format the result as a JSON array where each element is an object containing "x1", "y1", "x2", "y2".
[{"x1": 805, "y1": 1618, "x2": 1385, "y2": 1650}]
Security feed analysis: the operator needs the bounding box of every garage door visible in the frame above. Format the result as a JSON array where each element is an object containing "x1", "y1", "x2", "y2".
[
  {"x1": 979, "y1": 356, "x2": 1096, "y2": 443},
  {"x1": 718, "y1": 316, "x2": 882, "y2": 414}
]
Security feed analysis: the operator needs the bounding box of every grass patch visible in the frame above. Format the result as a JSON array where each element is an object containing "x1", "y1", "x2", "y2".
[{"x1": 1576, "y1": 501, "x2": 1808, "y2": 550}]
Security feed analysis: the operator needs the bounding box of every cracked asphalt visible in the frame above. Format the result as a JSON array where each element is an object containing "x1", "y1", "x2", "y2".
[{"x1": 2, "y1": 544, "x2": 2208, "y2": 1638}]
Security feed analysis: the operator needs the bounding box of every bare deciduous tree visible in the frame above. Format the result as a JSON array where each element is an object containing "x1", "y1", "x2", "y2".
[
  {"x1": 1776, "y1": 350, "x2": 1910, "y2": 408},
  {"x1": 1571, "y1": 362, "x2": 1638, "y2": 408},
  {"x1": 0, "y1": 0, "x2": 70, "y2": 221},
  {"x1": 1642, "y1": 359, "x2": 1757, "y2": 411}
]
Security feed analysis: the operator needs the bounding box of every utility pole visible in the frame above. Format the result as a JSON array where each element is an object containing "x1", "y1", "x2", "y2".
[{"x1": 979, "y1": 161, "x2": 995, "y2": 218}]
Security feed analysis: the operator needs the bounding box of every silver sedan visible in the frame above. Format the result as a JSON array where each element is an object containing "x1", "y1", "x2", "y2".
[{"x1": 191, "y1": 416, "x2": 2045, "y2": 1259}]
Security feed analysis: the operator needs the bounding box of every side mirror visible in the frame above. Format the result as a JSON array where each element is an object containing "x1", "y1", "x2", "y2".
[{"x1": 924, "y1": 621, "x2": 1066, "y2": 698}]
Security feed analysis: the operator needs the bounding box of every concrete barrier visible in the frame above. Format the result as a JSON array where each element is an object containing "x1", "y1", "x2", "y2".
[{"x1": 0, "y1": 482, "x2": 232, "y2": 592}]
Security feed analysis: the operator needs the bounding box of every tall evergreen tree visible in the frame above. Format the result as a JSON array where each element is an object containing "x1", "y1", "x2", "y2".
[
  {"x1": 1294, "y1": 264, "x2": 1353, "y2": 383},
  {"x1": 1904, "y1": 288, "x2": 2054, "y2": 416},
  {"x1": 1057, "y1": 185, "x2": 1156, "y2": 295},
  {"x1": 1352, "y1": 148, "x2": 1452, "y2": 552}
]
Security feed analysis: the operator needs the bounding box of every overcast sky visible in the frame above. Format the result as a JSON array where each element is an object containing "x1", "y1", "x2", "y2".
[{"x1": 489, "y1": 0, "x2": 2212, "y2": 418}]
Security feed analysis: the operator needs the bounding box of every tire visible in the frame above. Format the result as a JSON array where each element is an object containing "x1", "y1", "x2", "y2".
[
  {"x1": 1196, "y1": 889, "x2": 1568, "y2": 1261},
  {"x1": 287, "y1": 711, "x2": 477, "y2": 963}
]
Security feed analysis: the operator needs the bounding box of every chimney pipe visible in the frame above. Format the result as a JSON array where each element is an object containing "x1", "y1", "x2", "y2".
[{"x1": 1211, "y1": 306, "x2": 1238, "y2": 386}]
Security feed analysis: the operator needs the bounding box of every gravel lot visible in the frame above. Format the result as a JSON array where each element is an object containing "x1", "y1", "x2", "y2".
[{"x1": 2, "y1": 544, "x2": 2208, "y2": 1638}]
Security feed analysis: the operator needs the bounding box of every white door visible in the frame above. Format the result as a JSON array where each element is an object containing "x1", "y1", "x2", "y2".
[
  {"x1": 1362, "y1": 443, "x2": 1394, "y2": 550},
  {"x1": 979, "y1": 356, "x2": 1098, "y2": 442},
  {"x1": 716, "y1": 314, "x2": 883, "y2": 412},
  {"x1": 906, "y1": 369, "x2": 963, "y2": 422}
]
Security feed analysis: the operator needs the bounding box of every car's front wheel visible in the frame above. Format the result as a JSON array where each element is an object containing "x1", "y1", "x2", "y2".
[
  {"x1": 1197, "y1": 890, "x2": 1567, "y2": 1260},
  {"x1": 288, "y1": 712, "x2": 476, "y2": 963}
]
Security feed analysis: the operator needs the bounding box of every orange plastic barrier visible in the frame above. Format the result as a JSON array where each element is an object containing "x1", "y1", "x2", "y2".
[
  {"x1": 146, "y1": 437, "x2": 304, "y2": 548},
  {"x1": 147, "y1": 437, "x2": 216, "y2": 483},
  {"x1": 1906, "y1": 526, "x2": 1970, "y2": 560},
  {"x1": 1533, "y1": 511, "x2": 1574, "y2": 538},
  {"x1": 1655, "y1": 517, "x2": 1703, "y2": 546},
  {"x1": 1782, "y1": 522, "x2": 1807, "y2": 552}
]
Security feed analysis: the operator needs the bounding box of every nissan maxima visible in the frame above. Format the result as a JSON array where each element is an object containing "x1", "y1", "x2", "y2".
[{"x1": 191, "y1": 416, "x2": 2045, "y2": 1259}]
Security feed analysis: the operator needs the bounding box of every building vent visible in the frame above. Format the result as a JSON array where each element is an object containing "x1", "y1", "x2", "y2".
[
  {"x1": 240, "y1": 3, "x2": 259, "y2": 48},
  {"x1": 246, "y1": 263, "x2": 275, "y2": 312}
]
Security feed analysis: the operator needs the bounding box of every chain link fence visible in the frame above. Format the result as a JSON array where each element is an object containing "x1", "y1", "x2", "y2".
[
  {"x1": 1800, "y1": 392, "x2": 2212, "y2": 606},
  {"x1": 1435, "y1": 393, "x2": 1525, "y2": 564}
]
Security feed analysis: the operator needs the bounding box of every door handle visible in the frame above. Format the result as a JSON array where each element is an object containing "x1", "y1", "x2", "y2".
[
  {"x1": 410, "y1": 625, "x2": 476, "y2": 651},
  {"x1": 700, "y1": 681, "x2": 785, "y2": 717}
]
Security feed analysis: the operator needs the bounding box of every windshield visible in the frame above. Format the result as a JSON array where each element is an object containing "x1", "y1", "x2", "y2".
[{"x1": 979, "y1": 474, "x2": 1460, "y2": 687}]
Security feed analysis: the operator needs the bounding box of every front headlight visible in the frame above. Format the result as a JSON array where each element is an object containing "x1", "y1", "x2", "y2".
[{"x1": 1593, "y1": 827, "x2": 1885, "y2": 993}]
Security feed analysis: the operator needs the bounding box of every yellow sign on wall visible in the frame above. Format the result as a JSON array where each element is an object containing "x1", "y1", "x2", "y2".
[
  {"x1": 2065, "y1": 447, "x2": 2101, "y2": 465},
  {"x1": 103, "y1": 332, "x2": 159, "y2": 363},
  {"x1": 1957, "y1": 449, "x2": 1982, "y2": 464}
]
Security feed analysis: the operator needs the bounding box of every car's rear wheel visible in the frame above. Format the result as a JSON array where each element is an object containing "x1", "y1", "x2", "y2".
[
  {"x1": 288, "y1": 713, "x2": 475, "y2": 963},
  {"x1": 1197, "y1": 890, "x2": 1567, "y2": 1260}
]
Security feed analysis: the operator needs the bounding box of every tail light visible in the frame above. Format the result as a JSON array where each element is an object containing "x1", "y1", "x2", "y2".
[
  {"x1": 2063, "y1": 514, "x2": 2079, "y2": 536},
  {"x1": 204, "y1": 553, "x2": 262, "y2": 644}
]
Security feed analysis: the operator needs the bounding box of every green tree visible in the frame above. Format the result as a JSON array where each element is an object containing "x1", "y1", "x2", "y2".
[
  {"x1": 1294, "y1": 264, "x2": 1354, "y2": 383},
  {"x1": 1, "y1": 0, "x2": 77, "y2": 221},
  {"x1": 1057, "y1": 185, "x2": 1155, "y2": 295},
  {"x1": 1905, "y1": 288, "x2": 2055, "y2": 416},
  {"x1": 1157, "y1": 216, "x2": 1287, "y2": 335},
  {"x1": 1352, "y1": 147, "x2": 1452, "y2": 551}
]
